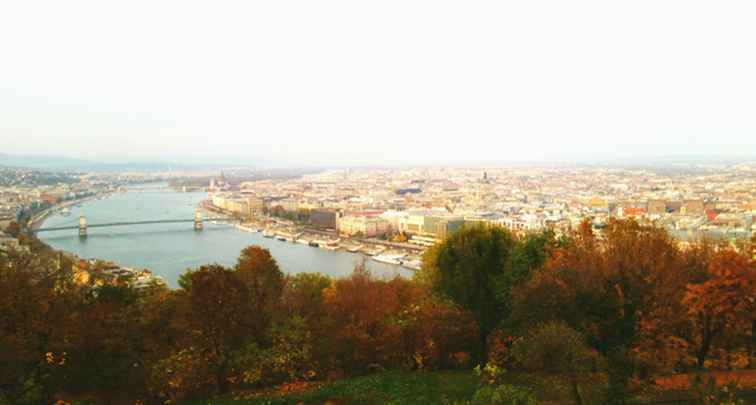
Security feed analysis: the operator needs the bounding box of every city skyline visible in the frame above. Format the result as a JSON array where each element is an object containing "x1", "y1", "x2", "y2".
[
  {"x1": 3, "y1": 150, "x2": 756, "y2": 172},
  {"x1": 2, "y1": 1, "x2": 756, "y2": 165}
]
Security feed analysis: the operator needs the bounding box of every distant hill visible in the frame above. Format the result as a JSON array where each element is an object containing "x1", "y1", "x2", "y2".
[
  {"x1": 0, "y1": 153, "x2": 266, "y2": 172},
  {"x1": 0, "y1": 153, "x2": 95, "y2": 170}
]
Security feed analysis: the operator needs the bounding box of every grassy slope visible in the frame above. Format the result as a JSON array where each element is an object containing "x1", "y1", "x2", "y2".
[
  {"x1": 195, "y1": 370, "x2": 479, "y2": 405},
  {"x1": 187, "y1": 369, "x2": 756, "y2": 405}
]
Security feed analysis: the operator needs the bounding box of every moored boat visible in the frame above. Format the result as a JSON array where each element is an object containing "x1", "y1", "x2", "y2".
[
  {"x1": 320, "y1": 238, "x2": 341, "y2": 251},
  {"x1": 360, "y1": 245, "x2": 386, "y2": 256},
  {"x1": 402, "y1": 259, "x2": 422, "y2": 271},
  {"x1": 235, "y1": 224, "x2": 257, "y2": 232},
  {"x1": 343, "y1": 243, "x2": 363, "y2": 253},
  {"x1": 372, "y1": 253, "x2": 405, "y2": 265}
]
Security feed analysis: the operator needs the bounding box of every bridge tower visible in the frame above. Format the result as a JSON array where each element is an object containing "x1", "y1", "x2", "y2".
[
  {"x1": 78, "y1": 215, "x2": 87, "y2": 238},
  {"x1": 194, "y1": 208, "x2": 204, "y2": 231}
]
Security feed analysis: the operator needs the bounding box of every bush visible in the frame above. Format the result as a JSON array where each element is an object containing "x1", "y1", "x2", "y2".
[
  {"x1": 452, "y1": 384, "x2": 537, "y2": 405},
  {"x1": 689, "y1": 373, "x2": 747, "y2": 405},
  {"x1": 233, "y1": 316, "x2": 318, "y2": 386},
  {"x1": 512, "y1": 321, "x2": 599, "y2": 405},
  {"x1": 512, "y1": 321, "x2": 596, "y2": 374},
  {"x1": 150, "y1": 347, "x2": 214, "y2": 402}
]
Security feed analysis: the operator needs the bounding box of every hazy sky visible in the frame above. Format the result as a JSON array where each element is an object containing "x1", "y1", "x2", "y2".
[{"x1": 1, "y1": 1, "x2": 755, "y2": 166}]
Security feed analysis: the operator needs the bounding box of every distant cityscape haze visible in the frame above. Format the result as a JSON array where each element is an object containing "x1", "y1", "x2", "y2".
[{"x1": 1, "y1": 1, "x2": 755, "y2": 166}]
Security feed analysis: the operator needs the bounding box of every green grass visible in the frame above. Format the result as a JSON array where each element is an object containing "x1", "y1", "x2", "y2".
[
  {"x1": 189, "y1": 369, "x2": 617, "y2": 405},
  {"x1": 193, "y1": 370, "x2": 479, "y2": 405}
]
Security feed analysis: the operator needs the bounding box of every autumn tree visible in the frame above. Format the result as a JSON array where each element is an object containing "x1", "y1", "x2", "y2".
[
  {"x1": 178, "y1": 264, "x2": 255, "y2": 395},
  {"x1": 64, "y1": 281, "x2": 150, "y2": 402},
  {"x1": 682, "y1": 249, "x2": 756, "y2": 368},
  {"x1": 398, "y1": 294, "x2": 478, "y2": 370},
  {"x1": 235, "y1": 246, "x2": 285, "y2": 335},
  {"x1": 0, "y1": 244, "x2": 81, "y2": 404},
  {"x1": 323, "y1": 264, "x2": 419, "y2": 373},
  {"x1": 512, "y1": 219, "x2": 687, "y2": 402}
]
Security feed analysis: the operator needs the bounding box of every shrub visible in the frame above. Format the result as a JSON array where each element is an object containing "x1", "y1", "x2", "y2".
[
  {"x1": 453, "y1": 384, "x2": 537, "y2": 405},
  {"x1": 512, "y1": 321, "x2": 598, "y2": 405}
]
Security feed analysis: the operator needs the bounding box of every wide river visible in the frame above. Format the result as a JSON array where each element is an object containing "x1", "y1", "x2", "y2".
[{"x1": 40, "y1": 184, "x2": 410, "y2": 287}]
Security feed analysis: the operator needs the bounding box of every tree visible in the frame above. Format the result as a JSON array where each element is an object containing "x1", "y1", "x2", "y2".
[
  {"x1": 0, "y1": 244, "x2": 81, "y2": 404},
  {"x1": 425, "y1": 225, "x2": 516, "y2": 364},
  {"x1": 167, "y1": 249, "x2": 285, "y2": 397},
  {"x1": 235, "y1": 246, "x2": 285, "y2": 335},
  {"x1": 682, "y1": 250, "x2": 755, "y2": 368},
  {"x1": 232, "y1": 315, "x2": 318, "y2": 386},
  {"x1": 512, "y1": 219, "x2": 688, "y2": 402},
  {"x1": 179, "y1": 264, "x2": 254, "y2": 394},
  {"x1": 322, "y1": 264, "x2": 418, "y2": 373},
  {"x1": 65, "y1": 281, "x2": 149, "y2": 402},
  {"x1": 497, "y1": 230, "x2": 556, "y2": 323},
  {"x1": 281, "y1": 272, "x2": 331, "y2": 329},
  {"x1": 398, "y1": 294, "x2": 478, "y2": 370}
]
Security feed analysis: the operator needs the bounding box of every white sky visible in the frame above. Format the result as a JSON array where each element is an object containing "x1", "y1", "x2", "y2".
[{"x1": 1, "y1": 1, "x2": 755, "y2": 166}]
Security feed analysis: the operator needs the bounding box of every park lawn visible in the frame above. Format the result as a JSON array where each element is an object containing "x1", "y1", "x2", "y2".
[
  {"x1": 195, "y1": 370, "x2": 480, "y2": 405},
  {"x1": 193, "y1": 370, "x2": 610, "y2": 405}
]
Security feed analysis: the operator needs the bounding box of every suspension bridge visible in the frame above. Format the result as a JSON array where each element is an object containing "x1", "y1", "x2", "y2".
[{"x1": 34, "y1": 209, "x2": 238, "y2": 237}]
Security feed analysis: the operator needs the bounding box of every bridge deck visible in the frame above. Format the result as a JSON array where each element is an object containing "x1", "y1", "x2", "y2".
[{"x1": 35, "y1": 217, "x2": 236, "y2": 232}]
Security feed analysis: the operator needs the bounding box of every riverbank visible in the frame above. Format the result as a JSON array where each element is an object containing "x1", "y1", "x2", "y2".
[
  {"x1": 28, "y1": 191, "x2": 115, "y2": 231},
  {"x1": 39, "y1": 189, "x2": 411, "y2": 287},
  {"x1": 211, "y1": 203, "x2": 426, "y2": 272}
]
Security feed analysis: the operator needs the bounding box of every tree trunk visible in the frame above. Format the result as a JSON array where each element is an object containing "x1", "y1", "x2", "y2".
[
  {"x1": 605, "y1": 348, "x2": 630, "y2": 405},
  {"x1": 216, "y1": 357, "x2": 230, "y2": 395},
  {"x1": 478, "y1": 330, "x2": 489, "y2": 366},
  {"x1": 569, "y1": 372, "x2": 584, "y2": 405},
  {"x1": 750, "y1": 320, "x2": 755, "y2": 369},
  {"x1": 696, "y1": 317, "x2": 721, "y2": 369},
  {"x1": 697, "y1": 330, "x2": 713, "y2": 368}
]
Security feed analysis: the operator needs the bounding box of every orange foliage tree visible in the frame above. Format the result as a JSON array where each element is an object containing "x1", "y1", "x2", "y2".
[
  {"x1": 512, "y1": 219, "x2": 690, "y2": 401},
  {"x1": 322, "y1": 264, "x2": 420, "y2": 373},
  {"x1": 682, "y1": 250, "x2": 756, "y2": 368}
]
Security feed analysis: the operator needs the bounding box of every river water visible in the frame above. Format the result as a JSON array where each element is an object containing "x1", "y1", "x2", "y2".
[{"x1": 39, "y1": 184, "x2": 409, "y2": 287}]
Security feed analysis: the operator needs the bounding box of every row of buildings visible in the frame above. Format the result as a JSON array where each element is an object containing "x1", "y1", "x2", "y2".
[{"x1": 206, "y1": 163, "x2": 756, "y2": 246}]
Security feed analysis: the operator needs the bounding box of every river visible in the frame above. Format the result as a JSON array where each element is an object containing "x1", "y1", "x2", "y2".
[{"x1": 39, "y1": 184, "x2": 410, "y2": 287}]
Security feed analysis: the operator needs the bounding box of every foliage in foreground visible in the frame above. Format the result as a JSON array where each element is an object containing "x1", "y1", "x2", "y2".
[{"x1": 0, "y1": 219, "x2": 754, "y2": 404}]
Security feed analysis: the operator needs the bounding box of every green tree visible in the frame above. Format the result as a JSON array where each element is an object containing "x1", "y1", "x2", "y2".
[
  {"x1": 426, "y1": 225, "x2": 516, "y2": 364},
  {"x1": 281, "y1": 272, "x2": 331, "y2": 328}
]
